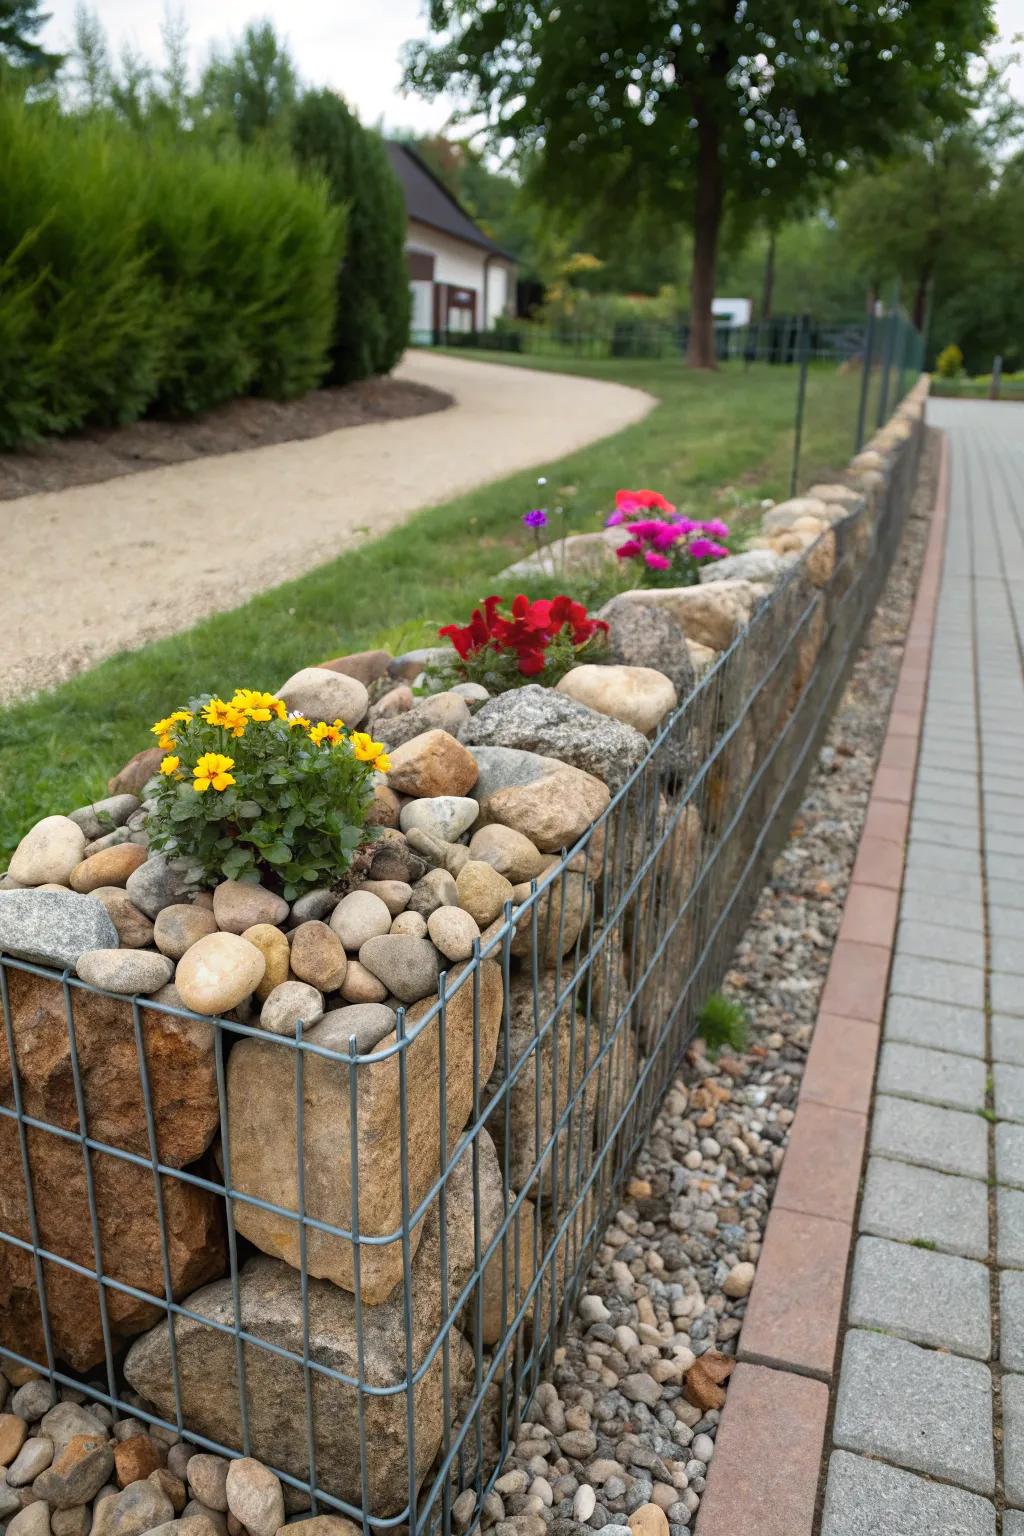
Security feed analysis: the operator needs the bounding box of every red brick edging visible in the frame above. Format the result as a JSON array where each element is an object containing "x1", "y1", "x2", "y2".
[{"x1": 695, "y1": 433, "x2": 950, "y2": 1536}]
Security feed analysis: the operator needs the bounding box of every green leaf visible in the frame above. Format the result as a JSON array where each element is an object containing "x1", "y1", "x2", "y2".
[
  {"x1": 236, "y1": 801, "x2": 263, "y2": 818},
  {"x1": 263, "y1": 841, "x2": 293, "y2": 864}
]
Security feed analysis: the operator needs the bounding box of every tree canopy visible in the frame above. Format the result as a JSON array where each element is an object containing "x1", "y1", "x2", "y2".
[
  {"x1": 0, "y1": 0, "x2": 62, "y2": 81},
  {"x1": 405, "y1": 0, "x2": 996, "y2": 364}
]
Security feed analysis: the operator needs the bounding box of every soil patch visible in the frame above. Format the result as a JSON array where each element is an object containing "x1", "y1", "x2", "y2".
[{"x1": 0, "y1": 376, "x2": 451, "y2": 501}]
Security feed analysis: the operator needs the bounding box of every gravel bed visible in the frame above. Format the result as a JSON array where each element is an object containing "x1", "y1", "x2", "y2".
[{"x1": 478, "y1": 432, "x2": 941, "y2": 1536}]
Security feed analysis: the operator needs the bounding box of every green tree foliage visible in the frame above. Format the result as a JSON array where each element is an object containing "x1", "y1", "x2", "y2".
[
  {"x1": 0, "y1": 0, "x2": 62, "y2": 80},
  {"x1": 0, "y1": 93, "x2": 342, "y2": 448},
  {"x1": 197, "y1": 19, "x2": 298, "y2": 144},
  {"x1": 404, "y1": 0, "x2": 996, "y2": 367},
  {"x1": 290, "y1": 90, "x2": 410, "y2": 383}
]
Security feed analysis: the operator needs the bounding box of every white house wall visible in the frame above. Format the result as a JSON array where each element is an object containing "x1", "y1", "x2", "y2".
[{"x1": 407, "y1": 220, "x2": 515, "y2": 331}]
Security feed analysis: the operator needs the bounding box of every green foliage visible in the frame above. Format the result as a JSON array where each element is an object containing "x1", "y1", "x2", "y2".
[
  {"x1": 146, "y1": 692, "x2": 379, "y2": 899},
  {"x1": 196, "y1": 21, "x2": 298, "y2": 145},
  {"x1": 291, "y1": 91, "x2": 410, "y2": 383},
  {"x1": 0, "y1": 0, "x2": 62, "y2": 80},
  {"x1": 696, "y1": 993, "x2": 748, "y2": 1059},
  {"x1": 0, "y1": 93, "x2": 341, "y2": 447},
  {"x1": 936, "y1": 344, "x2": 964, "y2": 378}
]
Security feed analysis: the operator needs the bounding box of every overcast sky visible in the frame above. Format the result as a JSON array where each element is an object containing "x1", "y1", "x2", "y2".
[{"x1": 40, "y1": 0, "x2": 1024, "y2": 133}]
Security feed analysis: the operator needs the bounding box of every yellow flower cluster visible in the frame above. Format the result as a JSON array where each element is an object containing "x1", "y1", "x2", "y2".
[
  {"x1": 193, "y1": 753, "x2": 236, "y2": 793},
  {"x1": 150, "y1": 709, "x2": 193, "y2": 751},
  {"x1": 305, "y1": 720, "x2": 390, "y2": 773}
]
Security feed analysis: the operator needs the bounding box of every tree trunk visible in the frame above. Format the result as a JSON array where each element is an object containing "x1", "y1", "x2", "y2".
[
  {"x1": 760, "y1": 229, "x2": 776, "y2": 322},
  {"x1": 912, "y1": 269, "x2": 930, "y2": 332},
  {"x1": 686, "y1": 115, "x2": 723, "y2": 369}
]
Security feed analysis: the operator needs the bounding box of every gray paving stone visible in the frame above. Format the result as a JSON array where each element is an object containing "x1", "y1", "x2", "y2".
[
  {"x1": 877, "y1": 1041, "x2": 986, "y2": 1111},
  {"x1": 903, "y1": 865, "x2": 983, "y2": 902},
  {"x1": 998, "y1": 1188, "x2": 1024, "y2": 1269},
  {"x1": 998, "y1": 1123, "x2": 1024, "y2": 1190},
  {"x1": 899, "y1": 889, "x2": 985, "y2": 935},
  {"x1": 910, "y1": 818, "x2": 979, "y2": 851},
  {"x1": 990, "y1": 879, "x2": 1024, "y2": 912},
  {"x1": 872, "y1": 1095, "x2": 988, "y2": 1179},
  {"x1": 896, "y1": 919, "x2": 986, "y2": 968},
  {"x1": 889, "y1": 954, "x2": 985, "y2": 1010},
  {"x1": 884, "y1": 994, "x2": 986, "y2": 1057},
  {"x1": 1006, "y1": 1375, "x2": 1024, "y2": 1509},
  {"x1": 905, "y1": 841, "x2": 983, "y2": 877},
  {"x1": 994, "y1": 1016, "x2": 1024, "y2": 1066},
  {"x1": 992, "y1": 907, "x2": 1024, "y2": 939},
  {"x1": 994, "y1": 936, "x2": 1024, "y2": 976},
  {"x1": 860, "y1": 1157, "x2": 988, "y2": 1259},
  {"x1": 832, "y1": 1330, "x2": 994, "y2": 1493},
  {"x1": 993, "y1": 972, "x2": 1024, "y2": 1018},
  {"x1": 847, "y1": 1234, "x2": 990, "y2": 1359},
  {"x1": 997, "y1": 1063, "x2": 1024, "y2": 1124},
  {"x1": 913, "y1": 796, "x2": 979, "y2": 830},
  {"x1": 991, "y1": 853, "x2": 1024, "y2": 883},
  {"x1": 1005, "y1": 1512, "x2": 1024, "y2": 1535},
  {"x1": 820, "y1": 1451, "x2": 996, "y2": 1536},
  {"x1": 1003, "y1": 1271, "x2": 1024, "y2": 1372}
]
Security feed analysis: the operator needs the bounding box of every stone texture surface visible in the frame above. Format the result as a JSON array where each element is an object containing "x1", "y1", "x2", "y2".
[
  {"x1": 821, "y1": 1451, "x2": 995, "y2": 1536},
  {"x1": 1002, "y1": 1271, "x2": 1024, "y2": 1371},
  {"x1": 385, "y1": 729, "x2": 479, "y2": 798},
  {"x1": 226, "y1": 959, "x2": 502, "y2": 1302},
  {"x1": 474, "y1": 758, "x2": 610, "y2": 854},
  {"x1": 848, "y1": 1234, "x2": 991, "y2": 1359},
  {"x1": 555, "y1": 664, "x2": 677, "y2": 735},
  {"x1": 0, "y1": 887, "x2": 119, "y2": 968},
  {"x1": 597, "y1": 595, "x2": 696, "y2": 697},
  {"x1": 876, "y1": 1040, "x2": 987, "y2": 1111},
  {"x1": 462, "y1": 686, "x2": 649, "y2": 792},
  {"x1": 871, "y1": 1094, "x2": 988, "y2": 1179},
  {"x1": 736, "y1": 1207, "x2": 848, "y2": 1380},
  {"x1": 174, "y1": 933, "x2": 266, "y2": 1016},
  {"x1": 1004, "y1": 1373, "x2": 1024, "y2": 1508},
  {"x1": 832, "y1": 1330, "x2": 994, "y2": 1494},
  {"x1": 609, "y1": 581, "x2": 761, "y2": 650},
  {"x1": 276, "y1": 667, "x2": 369, "y2": 727},
  {"x1": 8, "y1": 816, "x2": 87, "y2": 886},
  {"x1": 860, "y1": 1156, "x2": 989, "y2": 1259}
]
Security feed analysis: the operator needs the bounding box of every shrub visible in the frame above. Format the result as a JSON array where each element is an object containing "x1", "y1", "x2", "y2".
[
  {"x1": 696, "y1": 993, "x2": 748, "y2": 1058},
  {"x1": 935, "y1": 343, "x2": 964, "y2": 378},
  {"x1": 146, "y1": 689, "x2": 388, "y2": 898},
  {"x1": 290, "y1": 91, "x2": 410, "y2": 384},
  {"x1": 0, "y1": 95, "x2": 342, "y2": 448},
  {"x1": 435, "y1": 594, "x2": 608, "y2": 691}
]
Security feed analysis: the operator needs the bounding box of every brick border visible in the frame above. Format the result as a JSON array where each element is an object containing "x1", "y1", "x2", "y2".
[{"x1": 695, "y1": 432, "x2": 950, "y2": 1536}]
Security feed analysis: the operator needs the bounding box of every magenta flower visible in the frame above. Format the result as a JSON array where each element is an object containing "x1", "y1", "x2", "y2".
[
  {"x1": 701, "y1": 518, "x2": 730, "y2": 539},
  {"x1": 644, "y1": 551, "x2": 671, "y2": 570},
  {"x1": 689, "y1": 538, "x2": 729, "y2": 560},
  {"x1": 606, "y1": 508, "x2": 627, "y2": 527},
  {"x1": 616, "y1": 540, "x2": 643, "y2": 559},
  {"x1": 523, "y1": 509, "x2": 548, "y2": 529}
]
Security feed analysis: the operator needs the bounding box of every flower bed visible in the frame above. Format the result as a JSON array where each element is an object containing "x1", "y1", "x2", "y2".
[{"x1": 0, "y1": 378, "x2": 928, "y2": 1534}]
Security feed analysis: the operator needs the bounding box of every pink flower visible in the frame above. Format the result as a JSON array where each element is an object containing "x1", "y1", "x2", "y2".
[
  {"x1": 689, "y1": 538, "x2": 729, "y2": 561},
  {"x1": 616, "y1": 540, "x2": 643, "y2": 560},
  {"x1": 700, "y1": 518, "x2": 730, "y2": 539},
  {"x1": 606, "y1": 509, "x2": 627, "y2": 527},
  {"x1": 644, "y1": 551, "x2": 671, "y2": 570}
]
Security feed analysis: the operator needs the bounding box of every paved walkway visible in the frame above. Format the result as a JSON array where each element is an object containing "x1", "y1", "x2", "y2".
[
  {"x1": 821, "y1": 399, "x2": 1024, "y2": 1533},
  {"x1": 0, "y1": 352, "x2": 653, "y2": 703}
]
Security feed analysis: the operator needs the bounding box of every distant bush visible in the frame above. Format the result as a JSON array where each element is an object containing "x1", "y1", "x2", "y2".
[
  {"x1": 291, "y1": 91, "x2": 410, "y2": 384},
  {"x1": 935, "y1": 343, "x2": 964, "y2": 379},
  {"x1": 0, "y1": 95, "x2": 343, "y2": 448}
]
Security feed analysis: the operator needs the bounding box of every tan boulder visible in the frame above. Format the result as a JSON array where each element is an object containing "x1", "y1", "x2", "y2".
[
  {"x1": 69, "y1": 843, "x2": 148, "y2": 894},
  {"x1": 477, "y1": 767, "x2": 609, "y2": 855},
  {"x1": 242, "y1": 924, "x2": 291, "y2": 1001},
  {"x1": 276, "y1": 668, "x2": 369, "y2": 728},
  {"x1": 88, "y1": 888, "x2": 155, "y2": 949},
  {"x1": 108, "y1": 747, "x2": 164, "y2": 798},
  {"x1": 211, "y1": 881, "x2": 289, "y2": 935},
  {"x1": 175, "y1": 933, "x2": 266, "y2": 1016},
  {"x1": 154, "y1": 904, "x2": 219, "y2": 961},
  {"x1": 288, "y1": 921, "x2": 347, "y2": 993},
  {"x1": 509, "y1": 857, "x2": 590, "y2": 968},
  {"x1": 225, "y1": 958, "x2": 503, "y2": 1303},
  {"x1": 9, "y1": 816, "x2": 86, "y2": 887},
  {"x1": 385, "y1": 730, "x2": 479, "y2": 798},
  {"x1": 610, "y1": 582, "x2": 760, "y2": 651},
  {"x1": 556, "y1": 664, "x2": 677, "y2": 735}
]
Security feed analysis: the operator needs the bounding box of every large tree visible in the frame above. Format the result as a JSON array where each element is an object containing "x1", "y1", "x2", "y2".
[
  {"x1": 0, "y1": 0, "x2": 62, "y2": 80},
  {"x1": 197, "y1": 20, "x2": 297, "y2": 143},
  {"x1": 404, "y1": 0, "x2": 995, "y2": 366}
]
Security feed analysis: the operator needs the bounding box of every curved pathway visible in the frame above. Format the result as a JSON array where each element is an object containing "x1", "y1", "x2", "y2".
[{"x1": 1, "y1": 353, "x2": 654, "y2": 702}]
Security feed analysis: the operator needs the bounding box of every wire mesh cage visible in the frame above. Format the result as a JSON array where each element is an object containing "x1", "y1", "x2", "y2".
[{"x1": 0, "y1": 398, "x2": 924, "y2": 1535}]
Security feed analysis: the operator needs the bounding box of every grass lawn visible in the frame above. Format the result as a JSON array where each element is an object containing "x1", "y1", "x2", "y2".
[{"x1": 0, "y1": 354, "x2": 871, "y2": 858}]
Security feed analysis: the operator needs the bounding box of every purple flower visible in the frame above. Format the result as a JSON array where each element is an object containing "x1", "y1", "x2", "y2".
[
  {"x1": 689, "y1": 538, "x2": 729, "y2": 561},
  {"x1": 701, "y1": 518, "x2": 730, "y2": 539},
  {"x1": 605, "y1": 508, "x2": 626, "y2": 526},
  {"x1": 523, "y1": 509, "x2": 548, "y2": 529},
  {"x1": 644, "y1": 551, "x2": 671, "y2": 570}
]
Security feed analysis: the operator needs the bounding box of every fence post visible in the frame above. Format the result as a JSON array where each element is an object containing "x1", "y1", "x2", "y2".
[
  {"x1": 855, "y1": 307, "x2": 876, "y2": 453},
  {"x1": 789, "y1": 314, "x2": 810, "y2": 498},
  {"x1": 991, "y1": 355, "x2": 1003, "y2": 400},
  {"x1": 876, "y1": 290, "x2": 899, "y2": 429}
]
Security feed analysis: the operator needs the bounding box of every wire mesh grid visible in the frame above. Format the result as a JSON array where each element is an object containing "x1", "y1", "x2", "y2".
[{"x1": 0, "y1": 406, "x2": 922, "y2": 1534}]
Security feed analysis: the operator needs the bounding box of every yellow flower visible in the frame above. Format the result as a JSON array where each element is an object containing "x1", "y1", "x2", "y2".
[
  {"x1": 160, "y1": 754, "x2": 181, "y2": 776},
  {"x1": 308, "y1": 719, "x2": 344, "y2": 747},
  {"x1": 350, "y1": 730, "x2": 387, "y2": 764},
  {"x1": 202, "y1": 699, "x2": 248, "y2": 737},
  {"x1": 192, "y1": 752, "x2": 236, "y2": 793},
  {"x1": 151, "y1": 709, "x2": 192, "y2": 751},
  {"x1": 232, "y1": 688, "x2": 287, "y2": 722},
  {"x1": 373, "y1": 752, "x2": 391, "y2": 774},
  {"x1": 170, "y1": 710, "x2": 193, "y2": 725},
  {"x1": 287, "y1": 714, "x2": 311, "y2": 729}
]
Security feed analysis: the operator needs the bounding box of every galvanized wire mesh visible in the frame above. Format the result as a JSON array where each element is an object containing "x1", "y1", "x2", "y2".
[{"x1": 0, "y1": 402, "x2": 923, "y2": 1534}]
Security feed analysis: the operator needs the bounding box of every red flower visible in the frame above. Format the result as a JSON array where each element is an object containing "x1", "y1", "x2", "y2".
[
  {"x1": 438, "y1": 593, "x2": 606, "y2": 677},
  {"x1": 615, "y1": 487, "x2": 677, "y2": 516}
]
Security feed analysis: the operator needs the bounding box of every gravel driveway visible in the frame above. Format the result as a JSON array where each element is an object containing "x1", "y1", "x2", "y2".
[{"x1": 1, "y1": 353, "x2": 654, "y2": 703}]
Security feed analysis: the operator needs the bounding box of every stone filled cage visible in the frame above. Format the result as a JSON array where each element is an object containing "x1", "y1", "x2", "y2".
[{"x1": 0, "y1": 409, "x2": 924, "y2": 1534}]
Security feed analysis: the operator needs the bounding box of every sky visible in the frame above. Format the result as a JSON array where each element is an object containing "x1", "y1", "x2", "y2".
[{"x1": 40, "y1": 0, "x2": 1024, "y2": 132}]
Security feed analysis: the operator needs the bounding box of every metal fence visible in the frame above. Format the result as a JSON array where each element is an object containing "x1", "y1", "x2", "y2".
[{"x1": 0, "y1": 393, "x2": 925, "y2": 1534}]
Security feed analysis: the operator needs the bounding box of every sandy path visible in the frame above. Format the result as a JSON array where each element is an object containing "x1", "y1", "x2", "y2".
[{"x1": 2, "y1": 354, "x2": 653, "y2": 703}]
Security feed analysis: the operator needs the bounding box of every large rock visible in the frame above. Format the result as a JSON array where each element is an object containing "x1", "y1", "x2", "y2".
[
  {"x1": 175, "y1": 933, "x2": 266, "y2": 1016},
  {"x1": 760, "y1": 497, "x2": 828, "y2": 534},
  {"x1": 509, "y1": 856, "x2": 591, "y2": 969},
  {"x1": 8, "y1": 817, "x2": 86, "y2": 887},
  {"x1": 68, "y1": 795, "x2": 141, "y2": 842},
  {"x1": 469, "y1": 750, "x2": 610, "y2": 855},
  {"x1": 699, "y1": 549, "x2": 783, "y2": 586},
  {"x1": 555, "y1": 664, "x2": 677, "y2": 736},
  {"x1": 276, "y1": 669, "x2": 368, "y2": 728},
  {"x1": 610, "y1": 582, "x2": 762, "y2": 651},
  {"x1": 107, "y1": 747, "x2": 164, "y2": 798},
  {"x1": 124, "y1": 1138, "x2": 505, "y2": 1518},
  {"x1": 316, "y1": 650, "x2": 391, "y2": 687},
  {"x1": 497, "y1": 529, "x2": 623, "y2": 582},
  {"x1": 385, "y1": 730, "x2": 479, "y2": 798},
  {"x1": 0, "y1": 1111, "x2": 224, "y2": 1370},
  {"x1": 225, "y1": 958, "x2": 503, "y2": 1303},
  {"x1": 461, "y1": 686, "x2": 648, "y2": 792},
  {"x1": 0, "y1": 888, "x2": 118, "y2": 968},
  {"x1": 597, "y1": 595, "x2": 696, "y2": 698},
  {"x1": 125, "y1": 857, "x2": 198, "y2": 919}
]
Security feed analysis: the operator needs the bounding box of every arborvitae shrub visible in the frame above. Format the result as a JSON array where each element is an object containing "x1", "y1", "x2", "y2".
[
  {"x1": 290, "y1": 90, "x2": 410, "y2": 385},
  {"x1": 0, "y1": 95, "x2": 342, "y2": 447}
]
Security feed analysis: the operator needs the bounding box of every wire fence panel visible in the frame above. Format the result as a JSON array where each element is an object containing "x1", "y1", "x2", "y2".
[{"x1": 0, "y1": 385, "x2": 925, "y2": 1535}]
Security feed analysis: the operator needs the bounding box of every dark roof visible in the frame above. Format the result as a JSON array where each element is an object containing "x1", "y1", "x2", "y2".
[{"x1": 385, "y1": 141, "x2": 516, "y2": 261}]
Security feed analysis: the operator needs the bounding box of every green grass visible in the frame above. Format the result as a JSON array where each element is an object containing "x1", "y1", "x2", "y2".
[{"x1": 0, "y1": 354, "x2": 869, "y2": 858}]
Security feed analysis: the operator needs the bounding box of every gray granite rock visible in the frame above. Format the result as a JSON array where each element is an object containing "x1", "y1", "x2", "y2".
[
  {"x1": 125, "y1": 855, "x2": 198, "y2": 918},
  {"x1": 596, "y1": 596, "x2": 696, "y2": 698},
  {"x1": 821, "y1": 1450, "x2": 995, "y2": 1536},
  {"x1": 461, "y1": 686, "x2": 648, "y2": 792},
  {"x1": 871, "y1": 1095, "x2": 988, "y2": 1179},
  {"x1": 0, "y1": 887, "x2": 118, "y2": 968}
]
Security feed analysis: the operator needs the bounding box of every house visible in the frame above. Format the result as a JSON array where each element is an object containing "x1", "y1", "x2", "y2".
[{"x1": 385, "y1": 141, "x2": 517, "y2": 342}]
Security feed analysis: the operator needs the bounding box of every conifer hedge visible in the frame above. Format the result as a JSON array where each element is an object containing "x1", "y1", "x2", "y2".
[{"x1": 0, "y1": 96, "x2": 344, "y2": 448}]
